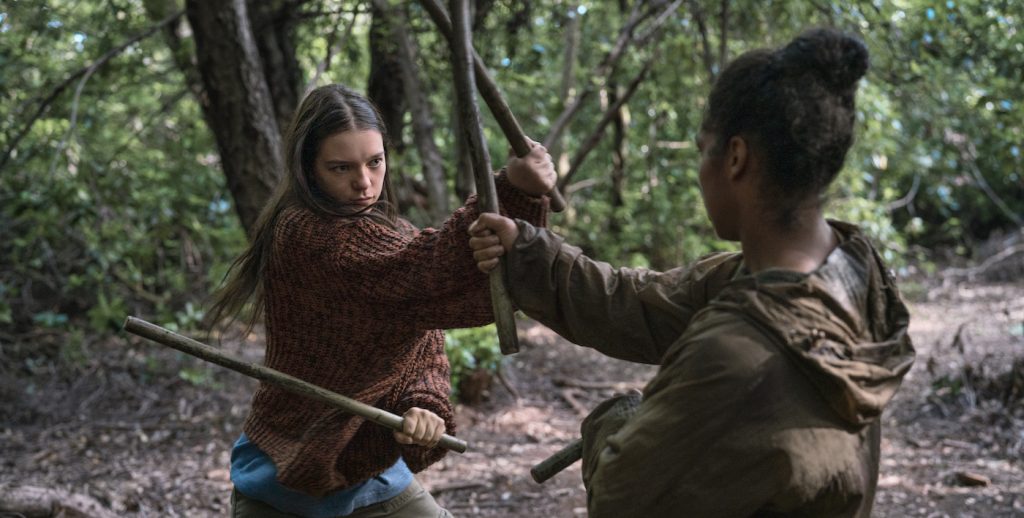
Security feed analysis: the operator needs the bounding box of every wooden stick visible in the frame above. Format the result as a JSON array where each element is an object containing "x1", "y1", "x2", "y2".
[
  {"x1": 447, "y1": 0, "x2": 520, "y2": 355},
  {"x1": 531, "y1": 438, "x2": 583, "y2": 483},
  {"x1": 121, "y1": 316, "x2": 467, "y2": 453},
  {"x1": 419, "y1": 0, "x2": 567, "y2": 212}
]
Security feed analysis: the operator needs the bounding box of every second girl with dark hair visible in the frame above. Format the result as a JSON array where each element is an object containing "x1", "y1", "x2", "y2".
[{"x1": 470, "y1": 28, "x2": 914, "y2": 517}]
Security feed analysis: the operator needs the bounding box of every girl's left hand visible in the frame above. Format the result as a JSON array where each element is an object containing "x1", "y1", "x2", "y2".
[
  {"x1": 506, "y1": 138, "x2": 556, "y2": 197},
  {"x1": 394, "y1": 407, "x2": 446, "y2": 448}
]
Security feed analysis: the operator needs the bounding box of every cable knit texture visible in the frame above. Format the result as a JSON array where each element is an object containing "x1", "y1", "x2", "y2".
[{"x1": 243, "y1": 172, "x2": 547, "y2": 497}]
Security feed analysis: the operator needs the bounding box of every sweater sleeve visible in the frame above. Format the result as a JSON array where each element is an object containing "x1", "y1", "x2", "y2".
[
  {"x1": 290, "y1": 171, "x2": 546, "y2": 331},
  {"x1": 389, "y1": 330, "x2": 456, "y2": 473},
  {"x1": 503, "y1": 220, "x2": 740, "y2": 363}
]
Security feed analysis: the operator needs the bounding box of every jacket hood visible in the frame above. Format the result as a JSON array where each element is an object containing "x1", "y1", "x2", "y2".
[{"x1": 715, "y1": 221, "x2": 915, "y2": 426}]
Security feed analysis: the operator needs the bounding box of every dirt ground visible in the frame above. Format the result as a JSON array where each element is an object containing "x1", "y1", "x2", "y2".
[{"x1": 1, "y1": 278, "x2": 1022, "y2": 517}]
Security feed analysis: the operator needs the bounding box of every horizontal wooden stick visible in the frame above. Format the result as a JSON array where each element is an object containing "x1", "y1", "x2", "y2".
[{"x1": 122, "y1": 316, "x2": 467, "y2": 453}]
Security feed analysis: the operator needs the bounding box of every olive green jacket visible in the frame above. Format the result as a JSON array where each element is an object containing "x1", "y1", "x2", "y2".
[{"x1": 505, "y1": 220, "x2": 915, "y2": 517}]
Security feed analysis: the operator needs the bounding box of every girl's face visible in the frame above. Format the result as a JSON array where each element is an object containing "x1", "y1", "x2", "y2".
[{"x1": 313, "y1": 130, "x2": 387, "y2": 208}]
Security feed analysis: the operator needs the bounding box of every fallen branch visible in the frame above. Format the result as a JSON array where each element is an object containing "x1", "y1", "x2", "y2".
[
  {"x1": 559, "y1": 388, "x2": 590, "y2": 416},
  {"x1": 429, "y1": 481, "x2": 487, "y2": 495},
  {"x1": 553, "y1": 377, "x2": 644, "y2": 393},
  {"x1": 942, "y1": 244, "x2": 1024, "y2": 282}
]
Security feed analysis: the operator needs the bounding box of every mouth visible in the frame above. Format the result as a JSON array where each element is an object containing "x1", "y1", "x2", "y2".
[{"x1": 352, "y1": 196, "x2": 374, "y2": 204}]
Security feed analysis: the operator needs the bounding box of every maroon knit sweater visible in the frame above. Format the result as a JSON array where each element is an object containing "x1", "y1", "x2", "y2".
[{"x1": 243, "y1": 173, "x2": 548, "y2": 497}]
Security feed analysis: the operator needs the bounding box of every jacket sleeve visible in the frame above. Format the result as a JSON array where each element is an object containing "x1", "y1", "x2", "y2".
[
  {"x1": 503, "y1": 220, "x2": 738, "y2": 363},
  {"x1": 302, "y1": 172, "x2": 546, "y2": 331},
  {"x1": 581, "y1": 329, "x2": 790, "y2": 517}
]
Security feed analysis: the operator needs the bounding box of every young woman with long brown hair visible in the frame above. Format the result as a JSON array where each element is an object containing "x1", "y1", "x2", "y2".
[{"x1": 208, "y1": 84, "x2": 555, "y2": 517}]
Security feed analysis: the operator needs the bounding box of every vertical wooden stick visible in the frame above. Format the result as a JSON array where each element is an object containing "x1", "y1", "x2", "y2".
[
  {"x1": 419, "y1": 0, "x2": 567, "y2": 212},
  {"x1": 447, "y1": 0, "x2": 520, "y2": 355}
]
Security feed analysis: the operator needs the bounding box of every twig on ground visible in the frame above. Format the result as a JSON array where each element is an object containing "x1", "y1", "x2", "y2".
[{"x1": 553, "y1": 377, "x2": 643, "y2": 393}]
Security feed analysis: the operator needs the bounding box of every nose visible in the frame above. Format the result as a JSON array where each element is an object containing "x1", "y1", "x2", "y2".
[{"x1": 351, "y1": 167, "x2": 371, "y2": 191}]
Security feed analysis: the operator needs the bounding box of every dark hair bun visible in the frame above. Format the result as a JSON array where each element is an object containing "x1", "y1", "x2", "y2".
[{"x1": 778, "y1": 28, "x2": 869, "y2": 93}]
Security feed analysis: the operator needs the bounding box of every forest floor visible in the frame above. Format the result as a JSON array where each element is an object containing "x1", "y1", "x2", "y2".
[{"x1": 1, "y1": 277, "x2": 1022, "y2": 517}]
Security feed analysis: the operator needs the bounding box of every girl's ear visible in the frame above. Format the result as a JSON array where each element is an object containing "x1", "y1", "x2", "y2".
[{"x1": 727, "y1": 135, "x2": 748, "y2": 181}]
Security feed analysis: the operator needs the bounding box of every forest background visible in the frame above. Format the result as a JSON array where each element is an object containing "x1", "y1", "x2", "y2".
[{"x1": 1, "y1": 1, "x2": 1023, "y2": 514}]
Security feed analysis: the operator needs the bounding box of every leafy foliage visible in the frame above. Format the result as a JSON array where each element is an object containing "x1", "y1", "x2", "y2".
[
  {"x1": 444, "y1": 324, "x2": 502, "y2": 403},
  {"x1": 0, "y1": 2, "x2": 244, "y2": 337}
]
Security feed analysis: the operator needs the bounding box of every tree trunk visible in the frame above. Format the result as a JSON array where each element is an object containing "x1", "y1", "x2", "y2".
[
  {"x1": 609, "y1": 82, "x2": 627, "y2": 236},
  {"x1": 551, "y1": 2, "x2": 581, "y2": 177},
  {"x1": 142, "y1": 0, "x2": 207, "y2": 107},
  {"x1": 186, "y1": 0, "x2": 284, "y2": 236},
  {"x1": 248, "y1": 0, "x2": 302, "y2": 131},
  {"x1": 368, "y1": 2, "x2": 407, "y2": 153},
  {"x1": 376, "y1": 0, "x2": 450, "y2": 223},
  {"x1": 609, "y1": 0, "x2": 628, "y2": 228}
]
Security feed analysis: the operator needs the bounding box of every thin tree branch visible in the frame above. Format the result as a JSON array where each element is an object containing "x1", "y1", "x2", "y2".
[
  {"x1": 558, "y1": 52, "x2": 658, "y2": 191},
  {"x1": 542, "y1": 1, "x2": 656, "y2": 150},
  {"x1": 947, "y1": 129, "x2": 1024, "y2": 227},
  {"x1": 102, "y1": 88, "x2": 190, "y2": 166},
  {"x1": 717, "y1": 0, "x2": 729, "y2": 67},
  {"x1": 47, "y1": 57, "x2": 101, "y2": 178},
  {"x1": 635, "y1": 0, "x2": 683, "y2": 46},
  {"x1": 0, "y1": 9, "x2": 185, "y2": 173},
  {"x1": 886, "y1": 172, "x2": 921, "y2": 211},
  {"x1": 303, "y1": 7, "x2": 359, "y2": 96},
  {"x1": 687, "y1": 0, "x2": 716, "y2": 80}
]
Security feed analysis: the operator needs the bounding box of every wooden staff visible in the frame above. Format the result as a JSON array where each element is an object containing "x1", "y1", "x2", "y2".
[
  {"x1": 419, "y1": 0, "x2": 567, "y2": 212},
  {"x1": 122, "y1": 316, "x2": 468, "y2": 453},
  {"x1": 531, "y1": 438, "x2": 583, "y2": 483},
  {"x1": 447, "y1": 0, "x2": 520, "y2": 355}
]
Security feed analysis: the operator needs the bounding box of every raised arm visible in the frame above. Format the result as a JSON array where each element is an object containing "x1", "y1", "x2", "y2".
[
  {"x1": 279, "y1": 171, "x2": 548, "y2": 331},
  {"x1": 469, "y1": 215, "x2": 739, "y2": 363}
]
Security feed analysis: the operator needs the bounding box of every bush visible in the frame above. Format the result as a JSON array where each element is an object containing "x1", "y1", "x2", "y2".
[{"x1": 445, "y1": 325, "x2": 501, "y2": 404}]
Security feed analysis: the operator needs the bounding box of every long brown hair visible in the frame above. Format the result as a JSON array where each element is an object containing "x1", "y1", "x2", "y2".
[{"x1": 205, "y1": 84, "x2": 399, "y2": 336}]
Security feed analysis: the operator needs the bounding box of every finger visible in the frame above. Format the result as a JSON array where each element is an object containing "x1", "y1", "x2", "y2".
[
  {"x1": 468, "y1": 219, "x2": 482, "y2": 236},
  {"x1": 402, "y1": 414, "x2": 418, "y2": 437},
  {"x1": 394, "y1": 430, "x2": 413, "y2": 444},
  {"x1": 403, "y1": 412, "x2": 423, "y2": 439},
  {"x1": 426, "y1": 422, "x2": 444, "y2": 448},
  {"x1": 469, "y1": 234, "x2": 502, "y2": 250},
  {"x1": 477, "y1": 257, "x2": 499, "y2": 273},
  {"x1": 469, "y1": 218, "x2": 495, "y2": 237},
  {"x1": 473, "y1": 246, "x2": 504, "y2": 263}
]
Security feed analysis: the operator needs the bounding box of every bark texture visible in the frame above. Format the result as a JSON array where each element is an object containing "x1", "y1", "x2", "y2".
[{"x1": 186, "y1": 0, "x2": 284, "y2": 235}]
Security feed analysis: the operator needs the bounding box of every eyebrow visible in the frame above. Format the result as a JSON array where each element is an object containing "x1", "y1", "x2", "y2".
[{"x1": 323, "y1": 152, "x2": 385, "y2": 165}]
